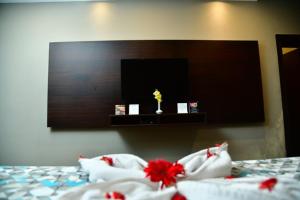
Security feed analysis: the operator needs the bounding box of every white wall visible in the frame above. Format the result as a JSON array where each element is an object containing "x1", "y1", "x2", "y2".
[{"x1": 0, "y1": 0, "x2": 299, "y2": 165}]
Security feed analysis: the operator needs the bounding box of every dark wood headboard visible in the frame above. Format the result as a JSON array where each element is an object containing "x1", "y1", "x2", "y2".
[{"x1": 48, "y1": 40, "x2": 264, "y2": 128}]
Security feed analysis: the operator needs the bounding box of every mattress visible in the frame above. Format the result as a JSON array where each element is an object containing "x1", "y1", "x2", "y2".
[{"x1": 0, "y1": 157, "x2": 300, "y2": 199}]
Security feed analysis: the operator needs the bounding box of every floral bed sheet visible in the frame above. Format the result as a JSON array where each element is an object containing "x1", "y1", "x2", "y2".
[
  {"x1": 0, "y1": 166, "x2": 88, "y2": 200},
  {"x1": 232, "y1": 157, "x2": 300, "y2": 180},
  {"x1": 0, "y1": 157, "x2": 300, "y2": 200}
]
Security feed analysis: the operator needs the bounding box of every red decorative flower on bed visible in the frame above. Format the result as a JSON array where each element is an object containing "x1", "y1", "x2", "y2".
[
  {"x1": 225, "y1": 175, "x2": 235, "y2": 179},
  {"x1": 144, "y1": 159, "x2": 185, "y2": 188},
  {"x1": 105, "y1": 191, "x2": 125, "y2": 200},
  {"x1": 101, "y1": 156, "x2": 114, "y2": 166},
  {"x1": 206, "y1": 148, "x2": 215, "y2": 159},
  {"x1": 259, "y1": 178, "x2": 278, "y2": 191},
  {"x1": 171, "y1": 192, "x2": 187, "y2": 200}
]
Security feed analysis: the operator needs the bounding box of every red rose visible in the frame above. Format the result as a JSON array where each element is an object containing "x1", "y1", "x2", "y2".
[{"x1": 144, "y1": 159, "x2": 185, "y2": 188}]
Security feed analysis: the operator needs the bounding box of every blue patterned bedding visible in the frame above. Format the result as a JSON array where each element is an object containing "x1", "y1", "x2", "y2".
[
  {"x1": 0, "y1": 166, "x2": 88, "y2": 199},
  {"x1": 232, "y1": 157, "x2": 300, "y2": 180},
  {"x1": 0, "y1": 157, "x2": 299, "y2": 199}
]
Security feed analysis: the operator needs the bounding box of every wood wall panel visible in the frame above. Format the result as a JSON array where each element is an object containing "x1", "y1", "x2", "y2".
[{"x1": 48, "y1": 40, "x2": 264, "y2": 128}]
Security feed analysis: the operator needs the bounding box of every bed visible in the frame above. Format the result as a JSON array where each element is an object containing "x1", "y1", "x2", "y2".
[
  {"x1": 0, "y1": 166, "x2": 89, "y2": 199},
  {"x1": 1, "y1": 153, "x2": 300, "y2": 199}
]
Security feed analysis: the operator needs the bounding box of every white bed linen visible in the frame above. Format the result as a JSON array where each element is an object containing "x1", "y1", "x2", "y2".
[
  {"x1": 58, "y1": 143, "x2": 300, "y2": 200},
  {"x1": 79, "y1": 143, "x2": 231, "y2": 183},
  {"x1": 59, "y1": 177, "x2": 300, "y2": 200}
]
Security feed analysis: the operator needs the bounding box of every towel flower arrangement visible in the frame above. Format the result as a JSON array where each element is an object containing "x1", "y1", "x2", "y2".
[{"x1": 58, "y1": 143, "x2": 293, "y2": 200}]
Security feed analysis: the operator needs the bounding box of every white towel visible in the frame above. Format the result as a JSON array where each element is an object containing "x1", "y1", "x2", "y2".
[
  {"x1": 178, "y1": 143, "x2": 232, "y2": 180},
  {"x1": 59, "y1": 144, "x2": 300, "y2": 200},
  {"x1": 178, "y1": 177, "x2": 300, "y2": 200},
  {"x1": 59, "y1": 177, "x2": 300, "y2": 200},
  {"x1": 80, "y1": 143, "x2": 231, "y2": 183},
  {"x1": 59, "y1": 178, "x2": 172, "y2": 200},
  {"x1": 79, "y1": 154, "x2": 148, "y2": 182},
  {"x1": 60, "y1": 143, "x2": 236, "y2": 200}
]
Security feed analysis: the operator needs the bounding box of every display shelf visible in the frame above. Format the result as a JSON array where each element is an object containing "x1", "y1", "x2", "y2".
[{"x1": 109, "y1": 112, "x2": 207, "y2": 126}]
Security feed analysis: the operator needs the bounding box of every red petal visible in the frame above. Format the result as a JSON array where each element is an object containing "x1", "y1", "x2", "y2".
[
  {"x1": 259, "y1": 178, "x2": 278, "y2": 191},
  {"x1": 215, "y1": 143, "x2": 222, "y2": 147},
  {"x1": 168, "y1": 162, "x2": 185, "y2": 177},
  {"x1": 171, "y1": 193, "x2": 187, "y2": 200},
  {"x1": 105, "y1": 193, "x2": 111, "y2": 199},
  {"x1": 144, "y1": 159, "x2": 182, "y2": 188},
  {"x1": 225, "y1": 175, "x2": 235, "y2": 179},
  {"x1": 206, "y1": 148, "x2": 214, "y2": 158},
  {"x1": 112, "y1": 192, "x2": 125, "y2": 200},
  {"x1": 101, "y1": 156, "x2": 113, "y2": 166}
]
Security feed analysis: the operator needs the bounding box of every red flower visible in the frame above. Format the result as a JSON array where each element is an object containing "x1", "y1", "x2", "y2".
[
  {"x1": 169, "y1": 162, "x2": 185, "y2": 177},
  {"x1": 144, "y1": 159, "x2": 185, "y2": 188},
  {"x1": 105, "y1": 192, "x2": 125, "y2": 200},
  {"x1": 259, "y1": 178, "x2": 278, "y2": 191},
  {"x1": 171, "y1": 192, "x2": 187, "y2": 200},
  {"x1": 225, "y1": 175, "x2": 235, "y2": 179},
  {"x1": 101, "y1": 156, "x2": 113, "y2": 166},
  {"x1": 206, "y1": 148, "x2": 215, "y2": 159},
  {"x1": 112, "y1": 192, "x2": 125, "y2": 200}
]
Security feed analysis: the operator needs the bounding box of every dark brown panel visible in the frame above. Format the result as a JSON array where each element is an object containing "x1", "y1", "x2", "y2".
[
  {"x1": 276, "y1": 34, "x2": 300, "y2": 156},
  {"x1": 48, "y1": 40, "x2": 264, "y2": 128},
  {"x1": 110, "y1": 113, "x2": 207, "y2": 126}
]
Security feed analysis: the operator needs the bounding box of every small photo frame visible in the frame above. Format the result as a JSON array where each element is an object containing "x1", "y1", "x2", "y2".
[
  {"x1": 189, "y1": 102, "x2": 199, "y2": 113},
  {"x1": 129, "y1": 104, "x2": 139, "y2": 115},
  {"x1": 177, "y1": 103, "x2": 188, "y2": 114},
  {"x1": 115, "y1": 105, "x2": 126, "y2": 115}
]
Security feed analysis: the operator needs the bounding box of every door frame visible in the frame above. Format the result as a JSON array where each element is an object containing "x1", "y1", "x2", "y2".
[{"x1": 276, "y1": 34, "x2": 300, "y2": 156}]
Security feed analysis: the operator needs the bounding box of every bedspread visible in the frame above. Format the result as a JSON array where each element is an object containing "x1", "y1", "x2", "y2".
[
  {"x1": 232, "y1": 157, "x2": 300, "y2": 179},
  {"x1": 0, "y1": 166, "x2": 89, "y2": 199},
  {"x1": 1, "y1": 157, "x2": 300, "y2": 199}
]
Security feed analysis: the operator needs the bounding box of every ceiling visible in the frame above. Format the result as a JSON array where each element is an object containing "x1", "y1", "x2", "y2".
[{"x1": 0, "y1": 0, "x2": 258, "y2": 3}]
